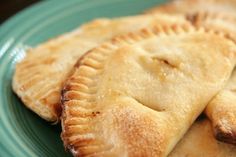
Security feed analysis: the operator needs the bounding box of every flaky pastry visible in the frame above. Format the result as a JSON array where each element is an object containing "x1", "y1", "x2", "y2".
[
  {"x1": 61, "y1": 24, "x2": 236, "y2": 157},
  {"x1": 146, "y1": 0, "x2": 236, "y2": 145},
  {"x1": 145, "y1": 0, "x2": 236, "y2": 15},
  {"x1": 188, "y1": 11, "x2": 236, "y2": 144},
  {"x1": 12, "y1": 14, "x2": 188, "y2": 121},
  {"x1": 169, "y1": 118, "x2": 236, "y2": 157}
]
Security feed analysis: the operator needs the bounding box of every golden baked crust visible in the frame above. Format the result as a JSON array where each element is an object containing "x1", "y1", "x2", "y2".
[
  {"x1": 145, "y1": 0, "x2": 236, "y2": 15},
  {"x1": 189, "y1": 11, "x2": 236, "y2": 41},
  {"x1": 146, "y1": 0, "x2": 236, "y2": 145},
  {"x1": 12, "y1": 14, "x2": 189, "y2": 121},
  {"x1": 188, "y1": 11, "x2": 236, "y2": 144},
  {"x1": 169, "y1": 119, "x2": 236, "y2": 157},
  {"x1": 205, "y1": 70, "x2": 236, "y2": 145},
  {"x1": 61, "y1": 24, "x2": 236, "y2": 157}
]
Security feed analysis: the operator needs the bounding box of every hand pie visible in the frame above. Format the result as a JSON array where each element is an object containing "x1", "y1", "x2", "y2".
[
  {"x1": 12, "y1": 14, "x2": 189, "y2": 121},
  {"x1": 169, "y1": 118, "x2": 236, "y2": 157},
  {"x1": 61, "y1": 24, "x2": 236, "y2": 157},
  {"x1": 145, "y1": 0, "x2": 236, "y2": 15}
]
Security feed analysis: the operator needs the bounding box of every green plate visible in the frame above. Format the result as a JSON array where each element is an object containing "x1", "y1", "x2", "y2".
[{"x1": 0, "y1": 0, "x2": 165, "y2": 156}]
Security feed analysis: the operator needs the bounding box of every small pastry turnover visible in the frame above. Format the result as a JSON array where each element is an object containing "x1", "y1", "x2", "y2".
[
  {"x1": 12, "y1": 14, "x2": 188, "y2": 122},
  {"x1": 61, "y1": 23, "x2": 236, "y2": 157}
]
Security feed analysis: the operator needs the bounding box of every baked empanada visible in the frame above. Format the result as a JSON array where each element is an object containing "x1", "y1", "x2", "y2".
[
  {"x1": 169, "y1": 118, "x2": 236, "y2": 157},
  {"x1": 12, "y1": 14, "x2": 188, "y2": 121},
  {"x1": 61, "y1": 24, "x2": 236, "y2": 157}
]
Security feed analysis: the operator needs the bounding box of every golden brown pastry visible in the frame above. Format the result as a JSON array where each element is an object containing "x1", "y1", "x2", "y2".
[
  {"x1": 61, "y1": 24, "x2": 236, "y2": 157},
  {"x1": 146, "y1": 0, "x2": 236, "y2": 145},
  {"x1": 169, "y1": 118, "x2": 236, "y2": 157},
  {"x1": 189, "y1": 11, "x2": 236, "y2": 41},
  {"x1": 12, "y1": 14, "x2": 189, "y2": 121},
  {"x1": 145, "y1": 0, "x2": 236, "y2": 15},
  {"x1": 205, "y1": 70, "x2": 236, "y2": 145},
  {"x1": 187, "y1": 11, "x2": 236, "y2": 144}
]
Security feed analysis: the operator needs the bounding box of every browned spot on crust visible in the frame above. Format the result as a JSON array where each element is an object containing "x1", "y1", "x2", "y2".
[
  {"x1": 53, "y1": 103, "x2": 62, "y2": 118},
  {"x1": 61, "y1": 84, "x2": 71, "y2": 103},
  {"x1": 215, "y1": 124, "x2": 236, "y2": 145},
  {"x1": 91, "y1": 111, "x2": 101, "y2": 117},
  {"x1": 115, "y1": 107, "x2": 165, "y2": 156}
]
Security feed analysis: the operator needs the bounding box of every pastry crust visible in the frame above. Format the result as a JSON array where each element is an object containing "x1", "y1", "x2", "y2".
[
  {"x1": 146, "y1": 0, "x2": 236, "y2": 145},
  {"x1": 188, "y1": 11, "x2": 236, "y2": 144},
  {"x1": 169, "y1": 118, "x2": 236, "y2": 157},
  {"x1": 12, "y1": 14, "x2": 189, "y2": 121},
  {"x1": 205, "y1": 70, "x2": 236, "y2": 145},
  {"x1": 61, "y1": 24, "x2": 236, "y2": 157},
  {"x1": 189, "y1": 11, "x2": 236, "y2": 41},
  {"x1": 145, "y1": 0, "x2": 236, "y2": 15}
]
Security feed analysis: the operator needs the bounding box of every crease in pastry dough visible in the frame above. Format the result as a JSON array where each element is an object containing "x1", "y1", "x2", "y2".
[
  {"x1": 61, "y1": 23, "x2": 236, "y2": 157},
  {"x1": 12, "y1": 14, "x2": 189, "y2": 122},
  {"x1": 169, "y1": 118, "x2": 236, "y2": 157}
]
